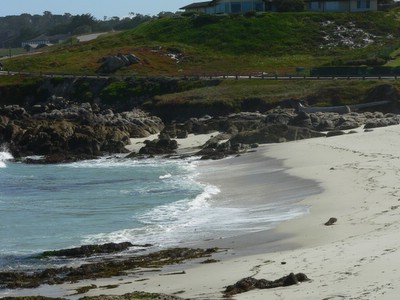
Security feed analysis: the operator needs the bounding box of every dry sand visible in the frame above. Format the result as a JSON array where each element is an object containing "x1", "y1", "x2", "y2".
[{"x1": 5, "y1": 125, "x2": 400, "y2": 299}]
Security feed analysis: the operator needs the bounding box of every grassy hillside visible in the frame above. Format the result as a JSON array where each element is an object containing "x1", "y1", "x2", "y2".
[{"x1": 3, "y1": 11, "x2": 400, "y2": 76}]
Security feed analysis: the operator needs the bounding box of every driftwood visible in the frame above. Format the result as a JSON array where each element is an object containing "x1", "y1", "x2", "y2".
[{"x1": 299, "y1": 100, "x2": 391, "y2": 114}]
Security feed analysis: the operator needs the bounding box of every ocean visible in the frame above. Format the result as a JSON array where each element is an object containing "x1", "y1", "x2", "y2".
[{"x1": 0, "y1": 147, "x2": 316, "y2": 272}]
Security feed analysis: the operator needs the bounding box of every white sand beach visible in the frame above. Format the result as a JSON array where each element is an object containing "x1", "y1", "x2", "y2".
[{"x1": 5, "y1": 124, "x2": 400, "y2": 299}]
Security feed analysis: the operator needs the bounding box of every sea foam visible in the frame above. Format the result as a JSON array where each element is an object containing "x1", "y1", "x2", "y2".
[{"x1": 0, "y1": 145, "x2": 13, "y2": 168}]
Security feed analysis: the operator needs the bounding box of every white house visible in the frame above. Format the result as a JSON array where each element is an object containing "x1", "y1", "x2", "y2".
[
  {"x1": 180, "y1": 0, "x2": 377, "y2": 13},
  {"x1": 21, "y1": 34, "x2": 71, "y2": 49},
  {"x1": 305, "y1": 0, "x2": 377, "y2": 12},
  {"x1": 180, "y1": 0, "x2": 266, "y2": 14}
]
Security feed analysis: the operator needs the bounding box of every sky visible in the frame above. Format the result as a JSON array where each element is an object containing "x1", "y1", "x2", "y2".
[{"x1": 0, "y1": 0, "x2": 192, "y2": 18}]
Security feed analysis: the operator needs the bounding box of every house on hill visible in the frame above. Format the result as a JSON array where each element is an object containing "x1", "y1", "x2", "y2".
[
  {"x1": 305, "y1": 0, "x2": 377, "y2": 11},
  {"x1": 21, "y1": 34, "x2": 70, "y2": 51},
  {"x1": 180, "y1": 0, "x2": 377, "y2": 13},
  {"x1": 180, "y1": 0, "x2": 266, "y2": 14}
]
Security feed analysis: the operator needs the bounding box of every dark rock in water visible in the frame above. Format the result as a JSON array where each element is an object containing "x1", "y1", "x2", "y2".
[
  {"x1": 40, "y1": 242, "x2": 134, "y2": 258},
  {"x1": 324, "y1": 217, "x2": 337, "y2": 226},
  {"x1": 224, "y1": 273, "x2": 309, "y2": 297}
]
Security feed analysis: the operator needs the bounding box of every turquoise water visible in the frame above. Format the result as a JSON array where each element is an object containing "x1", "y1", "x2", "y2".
[
  {"x1": 0, "y1": 148, "x2": 315, "y2": 271},
  {"x1": 0, "y1": 150, "x2": 221, "y2": 270}
]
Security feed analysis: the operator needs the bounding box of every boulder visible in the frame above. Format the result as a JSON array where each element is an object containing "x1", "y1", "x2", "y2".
[
  {"x1": 139, "y1": 137, "x2": 178, "y2": 155},
  {"x1": 98, "y1": 53, "x2": 141, "y2": 73}
]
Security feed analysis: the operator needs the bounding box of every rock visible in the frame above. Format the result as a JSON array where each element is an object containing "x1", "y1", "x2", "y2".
[
  {"x1": 326, "y1": 130, "x2": 345, "y2": 137},
  {"x1": 0, "y1": 103, "x2": 164, "y2": 162},
  {"x1": 139, "y1": 137, "x2": 178, "y2": 155},
  {"x1": 40, "y1": 242, "x2": 134, "y2": 258},
  {"x1": 265, "y1": 111, "x2": 294, "y2": 125},
  {"x1": 289, "y1": 111, "x2": 313, "y2": 128},
  {"x1": 98, "y1": 53, "x2": 140, "y2": 73},
  {"x1": 364, "y1": 116, "x2": 400, "y2": 129},
  {"x1": 324, "y1": 217, "x2": 337, "y2": 226},
  {"x1": 176, "y1": 130, "x2": 188, "y2": 139},
  {"x1": 99, "y1": 56, "x2": 126, "y2": 73},
  {"x1": 0, "y1": 105, "x2": 30, "y2": 119}
]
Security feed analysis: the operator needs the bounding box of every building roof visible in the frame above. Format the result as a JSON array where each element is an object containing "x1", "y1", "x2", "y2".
[
  {"x1": 180, "y1": 1, "x2": 214, "y2": 10},
  {"x1": 27, "y1": 34, "x2": 70, "y2": 43}
]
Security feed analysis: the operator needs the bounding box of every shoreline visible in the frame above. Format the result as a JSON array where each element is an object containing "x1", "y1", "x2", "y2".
[
  {"x1": 3, "y1": 125, "x2": 400, "y2": 299},
  {"x1": 83, "y1": 124, "x2": 400, "y2": 299},
  {"x1": 191, "y1": 147, "x2": 321, "y2": 257}
]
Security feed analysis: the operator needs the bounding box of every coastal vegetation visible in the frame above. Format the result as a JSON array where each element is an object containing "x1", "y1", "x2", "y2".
[
  {"x1": 3, "y1": 10, "x2": 400, "y2": 77},
  {"x1": 1, "y1": 9, "x2": 400, "y2": 115}
]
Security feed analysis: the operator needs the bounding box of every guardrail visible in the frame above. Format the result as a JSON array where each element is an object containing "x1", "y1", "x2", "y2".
[{"x1": 1, "y1": 70, "x2": 400, "y2": 81}]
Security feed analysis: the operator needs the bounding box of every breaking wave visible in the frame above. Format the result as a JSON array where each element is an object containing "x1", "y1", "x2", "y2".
[{"x1": 0, "y1": 145, "x2": 13, "y2": 168}]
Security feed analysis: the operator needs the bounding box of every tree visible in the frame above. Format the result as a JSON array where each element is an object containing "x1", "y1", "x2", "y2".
[{"x1": 68, "y1": 14, "x2": 97, "y2": 34}]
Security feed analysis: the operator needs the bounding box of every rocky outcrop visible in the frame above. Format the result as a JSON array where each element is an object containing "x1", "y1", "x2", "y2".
[
  {"x1": 2, "y1": 96, "x2": 399, "y2": 162},
  {"x1": 155, "y1": 109, "x2": 400, "y2": 160},
  {"x1": 0, "y1": 100, "x2": 164, "y2": 162},
  {"x1": 98, "y1": 53, "x2": 141, "y2": 73},
  {"x1": 40, "y1": 242, "x2": 134, "y2": 258}
]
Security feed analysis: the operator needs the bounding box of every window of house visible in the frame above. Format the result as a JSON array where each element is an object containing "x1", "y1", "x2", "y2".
[
  {"x1": 357, "y1": 0, "x2": 370, "y2": 8},
  {"x1": 216, "y1": 3, "x2": 225, "y2": 13},
  {"x1": 325, "y1": 1, "x2": 340, "y2": 11},
  {"x1": 231, "y1": 2, "x2": 242, "y2": 13},
  {"x1": 255, "y1": 2, "x2": 264, "y2": 11},
  {"x1": 308, "y1": 1, "x2": 322, "y2": 10},
  {"x1": 242, "y1": 2, "x2": 253, "y2": 12}
]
